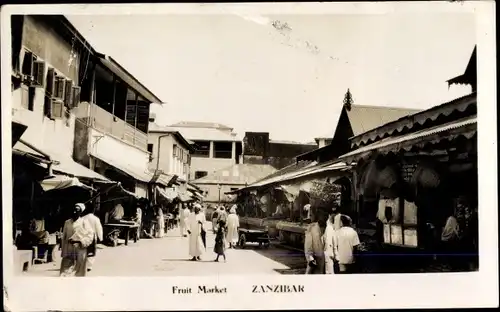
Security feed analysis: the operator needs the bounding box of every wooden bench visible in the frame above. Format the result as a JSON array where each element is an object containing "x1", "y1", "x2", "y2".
[{"x1": 15, "y1": 250, "x2": 32, "y2": 273}]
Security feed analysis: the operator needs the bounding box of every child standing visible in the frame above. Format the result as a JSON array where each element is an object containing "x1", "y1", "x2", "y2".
[{"x1": 214, "y1": 222, "x2": 226, "y2": 262}]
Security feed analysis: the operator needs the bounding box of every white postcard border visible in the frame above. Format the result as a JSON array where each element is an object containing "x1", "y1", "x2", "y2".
[{"x1": 2, "y1": 2, "x2": 498, "y2": 310}]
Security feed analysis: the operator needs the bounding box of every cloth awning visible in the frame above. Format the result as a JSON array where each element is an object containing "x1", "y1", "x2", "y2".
[
  {"x1": 156, "y1": 186, "x2": 178, "y2": 201},
  {"x1": 39, "y1": 175, "x2": 94, "y2": 192},
  {"x1": 339, "y1": 116, "x2": 477, "y2": 161},
  {"x1": 13, "y1": 141, "x2": 110, "y2": 182},
  {"x1": 89, "y1": 152, "x2": 153, "y2": 183}
]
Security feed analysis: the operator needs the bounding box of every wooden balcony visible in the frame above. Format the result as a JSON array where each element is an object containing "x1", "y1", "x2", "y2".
[{"x1": 74, "y1": 102, "x2": 148, "y2": 151}]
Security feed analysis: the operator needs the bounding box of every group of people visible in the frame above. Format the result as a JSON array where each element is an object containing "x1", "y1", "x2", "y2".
[
  {"x1": 304, "y1": 204, "x2": 361, "y2": 274},
  {"x1": 178, "y1": 203, "x2": 240, "y2": 262}
]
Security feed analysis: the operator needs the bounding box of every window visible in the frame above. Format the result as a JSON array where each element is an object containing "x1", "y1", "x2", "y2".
[
  {"x1": 20, "y1": 85, "x2": 35, "y2": 111},
  {"x1": 192, "y1": 140, "x2": 210, "y2": 157},
  {"x1": 173, "y1": 145, "x2": 178, "y2": 158},
  {"x1": 214, "y1": 141, "x2": 232, "y2": 159},
  {"x1": 195, "y1": 171, "x2": 208, "y2": 179},
  {"x1": 147, "y1": 144, "x2": 154, "y2": 161}
]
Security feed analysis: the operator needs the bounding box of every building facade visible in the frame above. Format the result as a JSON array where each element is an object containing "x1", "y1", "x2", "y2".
[
  {"x1": 11, "y1": 15, "x2": 85, "y2": 161},
  {"x1": 165, "y1": 122, "x2": 243, "y2": 180},
  {"x1": 147, "y1": 123, "x2": 194, "y2": 181}
]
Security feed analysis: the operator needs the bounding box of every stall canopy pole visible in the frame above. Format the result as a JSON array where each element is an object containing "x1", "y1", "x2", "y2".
[{"x1": 83, "y1": 182, "x2": 121, "y2": 204}]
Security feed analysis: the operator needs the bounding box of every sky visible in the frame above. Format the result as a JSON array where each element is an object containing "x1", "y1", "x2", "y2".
[{"x1": 67, "y1": 11, "x2": 475, "y2": 143}]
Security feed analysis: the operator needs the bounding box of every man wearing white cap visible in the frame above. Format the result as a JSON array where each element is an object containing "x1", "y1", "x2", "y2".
[
  {"x1": 187, "y1": 203, "x2": 205, "y2": 261},
  {"x1": 60, "y1": 203, "x2": 94, "y2": 277}
]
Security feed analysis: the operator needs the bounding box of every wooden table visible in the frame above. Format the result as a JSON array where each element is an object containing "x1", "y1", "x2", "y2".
[{"x1": 104, "y1": 223, "x2": 139, "y2": 246}]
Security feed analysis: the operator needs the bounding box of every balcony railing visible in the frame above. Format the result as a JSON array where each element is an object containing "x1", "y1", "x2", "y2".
[{"x1": 74, "y1": 102, "x2": 148, "y2": 151}]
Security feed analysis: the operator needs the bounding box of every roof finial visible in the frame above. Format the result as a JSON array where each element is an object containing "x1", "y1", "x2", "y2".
[{"x1": 343, "y1": 88, "x2": 353, "y2": 111}]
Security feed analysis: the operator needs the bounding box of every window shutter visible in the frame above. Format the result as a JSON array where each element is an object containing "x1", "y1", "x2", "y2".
[
  {"x1": 32, "y1": 61, "x2": 45, "y2": 87},
  {"x1": 55, "y1": 77, "x2": 66, "y2": 99},
  {"x1": 64, "y1": 80, "x2": 74, "y2": 108},
  {"x1": 72, "y1": 86, "x2": 81, "y2": 107},
  {"x1": 46, "y1": 68, "x2": 55, "y2": 96},
  {"x1": 50, "y1": 99, "x2": 64, "y2": 119}
]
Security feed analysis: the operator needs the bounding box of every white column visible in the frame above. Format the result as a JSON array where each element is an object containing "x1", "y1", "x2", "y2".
[
  {"x1": 209, "y1": 141, "x2": 214, "y2": 158},
  {"x1": 231, "y1": 141, "x2": 236, "y2": 163}
]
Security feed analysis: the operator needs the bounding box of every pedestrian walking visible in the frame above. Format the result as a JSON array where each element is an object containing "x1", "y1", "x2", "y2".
[
  {"x1": 134, "y1": 203, "x2": 143, "y2": 241},
  {"x1": 304, "y1": 205, "x2": 329, "y2": 274},
  {"x1": 179, "y1": 204, "x2": 190, "y2": 237},
  {"x1": 199, "y1": 204, "x2": 207, "y2": 248},
  {"x1": 323, "y1": 211, "x2": 337, "y2": 274},
  {"x1": 334, "y1": 215, "x2": 360, "y2": 274},
  {"x1": 212, "y1": 207, "x2": 219, "y2": 233},
  {"x1": 187, "y1": 204, "x2": 205, "y2": 261},
  {"x1": 82, "y1": 209, "x2": 103, "y2": 272},
  {"x1": 59, "y1": 203, "x2": 94, "y2": 277},
  {"x1": 217, "y1": 206, "x2": 227, "y2": 228},
  {"x1": 226, "y1": 205, "x2": 239, "y2": 249},
  {"x1": 155, "y1": 205, "x2": 165, "y2": 238},
  {"x1": 214, "y1": 224, "x2": 227, "y2": 262}
]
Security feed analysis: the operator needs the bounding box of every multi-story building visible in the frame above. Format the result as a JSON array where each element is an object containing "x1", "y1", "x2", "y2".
[
  {"x1": 11, "y1": 15, "x2": 107, "y2": 182},
  {"x1": 147, "y1": 122, "x2": 195, "y2": 181},
  {"x1": 10, "y1": 15, "x2": 163, "y2": 200},
  {"x1": 71, "y1": 52, "x2": 163, "y2": 197},
  {"x1": 165, "y1": 121, "x2": 243, "y2": 180}
]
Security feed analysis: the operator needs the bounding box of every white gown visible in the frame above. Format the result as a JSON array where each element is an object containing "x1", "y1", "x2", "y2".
[
  {"x1": 226, "y1": 213, "x2": 240, "y2": 244},
  {"x1": 188, "y1": 213, "x2": 204, "y2": 257}
]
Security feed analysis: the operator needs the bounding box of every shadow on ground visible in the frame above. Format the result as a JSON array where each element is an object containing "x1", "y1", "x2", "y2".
[{"x1": 239, "y1": 242, "x2": 307, "y2": 275}]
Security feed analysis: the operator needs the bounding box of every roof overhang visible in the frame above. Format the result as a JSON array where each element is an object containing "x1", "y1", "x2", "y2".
[
  {"x1": 339, "y1": 116, "x2": 477, "y2": 163},
  {"x1": 96, "y1": 54, "x2": 162, "y2": 105},
  {"x1": 349, "y1": 93, "x2": 477, "y2": 148}
]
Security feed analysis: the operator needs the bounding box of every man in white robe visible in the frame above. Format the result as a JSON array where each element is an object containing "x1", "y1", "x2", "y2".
[
  {"x1": 60, "y1": 203, "x2": 93, "y2": 277},
  {"x1": 179, "y1": 205, "x2": 190, "y2": 237},
  {"x1": 187, "y1": 204, "x2": 204, "y2": 261}
]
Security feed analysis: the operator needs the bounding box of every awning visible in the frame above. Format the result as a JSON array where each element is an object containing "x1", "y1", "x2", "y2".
[
  {"x1": 228, "y1": 161, "x2": 350, "y2": 193},
  {"x1": 39, "y1": 175, "x2": 94, "y2": 192},
  {"x1": 12, "y1": 121, "x2": 28, "y2": 146},
  {"x1": 89, "y1": 152, "x2": 152, "y2": 183},
  {"x1": 13, "y1": 141, "x2": 110, "y2": 182},
  {"x1": 178, "y1": 189, "x2": 194, "y2": 202},
  {"x1": 339, "y1": 116, "x2": 477, "y2": 161},
  {"x1": 156, "y1": 186, "x2": 177, "y2": 201}
]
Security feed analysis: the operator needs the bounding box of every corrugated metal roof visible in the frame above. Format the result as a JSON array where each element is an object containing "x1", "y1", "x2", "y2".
[
  {"x1": 347, "y1": 105, "x2": 422, "y2": 136},
  {"x1": 193, "y1": 164, "x2": 277, "y2": 185},
  {"x1": 230, "y1": 160, "x2": 350, "y2": 193},
  {"x1": 350, "y1": 93, "x2": 477, "y2": 148},
  {"x1": 340, "y1": 116, "x2": 477, "y2": 160}
]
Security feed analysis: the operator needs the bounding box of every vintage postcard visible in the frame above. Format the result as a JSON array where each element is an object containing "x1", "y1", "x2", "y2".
[{"x1": 1, "y1": 2, "x2": 498, "y2": 311}]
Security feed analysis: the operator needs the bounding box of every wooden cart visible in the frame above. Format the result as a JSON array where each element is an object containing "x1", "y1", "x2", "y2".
[{"x1": 237, "y1": 228, "x2": 271, "y2": 249}]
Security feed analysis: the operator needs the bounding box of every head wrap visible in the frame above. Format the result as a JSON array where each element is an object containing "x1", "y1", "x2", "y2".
[
  {"x1": 75, "y1": 203, "x2": 86, "y2": 212},
  {"x1": 230, "y1": 205, "x2": 237, "y2": 214}
]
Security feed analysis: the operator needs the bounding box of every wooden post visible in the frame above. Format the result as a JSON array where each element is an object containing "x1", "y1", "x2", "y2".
[{"x1": 111, "y1": 76, "x2": 116, "y2": 116}]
